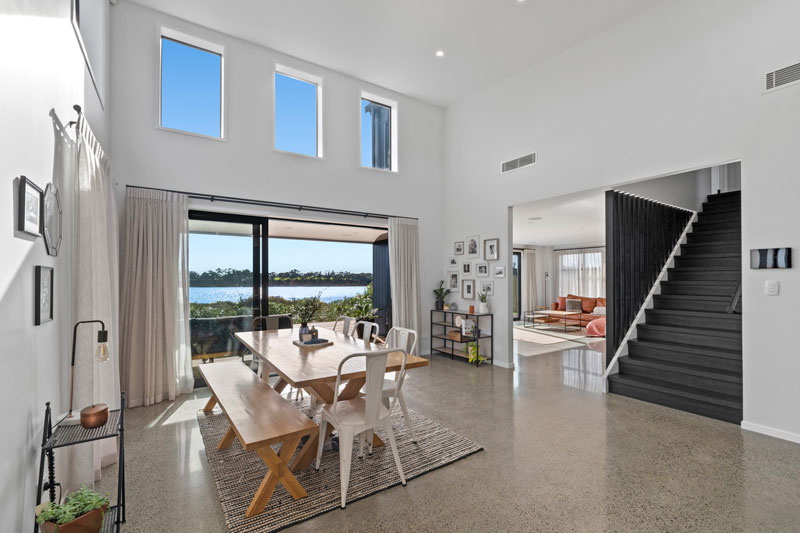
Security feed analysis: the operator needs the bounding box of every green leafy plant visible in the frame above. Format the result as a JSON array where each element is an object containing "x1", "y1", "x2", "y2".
[
  {"x1": 477, "y1": 291, "x2": 488, "y2": 303},
  {"x1": 36, "y1": 487, "x2": 109, "y2": 530},
  {"x1": 433, "y1": 280, "x2": 451, "y2": 302},
  {"x1": 347, "y1": 284, "x2": 378, "y2": 319},
  {"x1": 291, "y1": 292, "x2": 323, "y2": 325}
]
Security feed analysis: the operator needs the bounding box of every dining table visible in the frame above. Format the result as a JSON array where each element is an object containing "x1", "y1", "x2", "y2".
[{"x1": 235, "y1": 327, "x2": 429, "y2": 471}]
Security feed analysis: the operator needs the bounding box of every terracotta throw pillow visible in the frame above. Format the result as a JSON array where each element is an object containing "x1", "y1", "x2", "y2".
[
  {"x1": 566, "y1": 299, "x2": 582, "y2": 312},
  {"x1": 557, "y1": 296, "x2": 567, "y2": 311},
  {"x1": 568, "y1": 294, "x2": 597, "y2": 314},
  {"x1": 596, "y1": 297, "x2": 607, "y2": 307}
]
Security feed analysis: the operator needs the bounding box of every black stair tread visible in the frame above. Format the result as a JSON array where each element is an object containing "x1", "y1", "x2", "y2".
[
  {"x1": 708, "y1": 191, "x2": 741, "y2": 199},
  {"x1": 675, "y1": 252, "x2": 741, "y2": 258},
  {"x1": 700, "y1": 204, "x2": 741, "y2": 213},
  {"x1": 608, "y1": 374, "x2": 742, "y2": 409},
  {"x1": 689, "y1": 228, "x2": 741, "y2": 234},
  {"x1": 646, "y1": 308, "x2": 742, "y2": 320},
  {"x1": 662, "y1": 279, "x2": 739, "y2": 285},
  {"x1": 681, "y1": 241, "x2": 742, "y2": 247},
  {"x1": 668, "y1": 267, "x2": 741, "y2": 274},
  {"x1": 654, "y1": 294, "x2": 737, "y2": 302},
  {"x1": 638, "y1": 323, "x2": 741, "y2": 339},
  {"x1": 620, "y1": 355, "x2": 742, "y2": 382},
  {"x1": 628, "y1": 339, "x2": 742, "y2": 360}
]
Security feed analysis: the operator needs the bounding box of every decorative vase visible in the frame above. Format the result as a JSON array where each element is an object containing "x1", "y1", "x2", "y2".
[
  {"x1": 478, "y1": 302, "x2": 489, "y2": 314},
  {"x1": 469, "y1": 305, "x2": 475, "y2": 314},
  {"x1": 435, "y1": 300, "x2": 444, "y2": 311},
  {"x1": 299, "y1": 323, "x2": 311, "y2": 342}
]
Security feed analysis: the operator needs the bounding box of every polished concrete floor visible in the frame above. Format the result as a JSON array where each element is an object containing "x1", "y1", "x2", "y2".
[{"x1": 99, "y1": 341, "x2": 800, "y2": 532}]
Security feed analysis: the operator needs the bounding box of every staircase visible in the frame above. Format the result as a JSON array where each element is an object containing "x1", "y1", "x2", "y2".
[{"x1": 608, "y1": 190, "x2": 742, "y2": 424}]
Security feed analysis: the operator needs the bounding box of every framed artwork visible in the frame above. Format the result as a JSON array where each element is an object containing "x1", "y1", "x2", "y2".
[
  {"x1": 494, "y1": 265, "x2": 506, "y2": 278},
  {"x1": 448, "y1": 256, "x2": 458, "y2": 267},
  {"x1": 462, "y1": 262, "x2": 471, "y2": 275},
  {"x1": 480, "y1": 281, "x2": 494, "y2": 296},
  {"x1": 461, "y1": 279, "x2": 475, "y2": 300},
  {"x1": 466, "y1": 235, "x2": 480, "y2": 257},
  {"x1": 476, "y1": 263, "x2": 489, "y2": 277},
  {"x1": 35, "y1": 266, "x2": 54, "y2": 325},
  {"x1": 454, "y1": 241, "x2": 464, "y2": 255},
  {"x1": 750, "y1": 248, "x2": 792, "y2": 269},
  {"x1": 18, "y1": 176, "x2": 43, "y2": 237},
  {"x1": 447, "y1": 271, "x2": 459, "y2": 290},
  {"x1": 484, "y1": 238, "x2": 499, "y2": 261},
  {"x1": 43, "y1": 183, "x2": 63, "y2": 256}
]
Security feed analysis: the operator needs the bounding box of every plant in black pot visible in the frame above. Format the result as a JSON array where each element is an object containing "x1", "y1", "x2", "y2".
[
  {"x1": 433, "y1": 280, "x2": 451, "y2": 311},
  {"x1": 35, "y1": 486, "x2": 109, "y2": 533},
  {"x1": 348, "y1": 286, "x2": 379, "y2": 337},
  {"x1": 291, "y1": 293, "x2": 322, "y2": 341}
]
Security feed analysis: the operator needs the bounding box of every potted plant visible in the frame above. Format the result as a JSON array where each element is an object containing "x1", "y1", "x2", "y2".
[
  {"x1": 477, "y1": 291, "x2": 489, "y2": 314},
  {"x1": 35, "y1": 487, "x2": 109, "y2": 533},
  {"x1": 291, "y1": 293, "x2": 322, "y2": 341},
  {"x1": 433, "y1": 280, "x2": 451, "y2": 311},
  {"x1": 348, "y1": 285, "x2": 379, "y2": 338}
]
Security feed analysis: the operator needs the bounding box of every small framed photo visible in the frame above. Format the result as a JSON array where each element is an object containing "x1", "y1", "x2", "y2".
[
  {"x1": 18, "y1": 176, "x2": 43, "y2": 237},
  {"x1": 466, "y1": 235, "x2": 480, "y2": 257},
  {"x1": 35, "y1": 266, "x2": 54, "y2": 325},
  {"x1": 454, "y1": 241, "x2": 465, "y2": 255},
  {"x1": 462, "y1": 279, "x2": 475, "y2": 300},
  {"x1": 750, "y1": 248, "x2": 792, "y2": 269},
  {"x1": 480, "y1": 281, "x2": 494, "y2": 296},
  {"x1": 484, "y1": 238, "x2": 499, "y2": 261},
  {"x1": 447, "y1": 271, "x2": 459, "y2": 290},
  {"x1": 494, "y1": 265, "x2": 506, "y2": 278},
  {"x1": 448, "y1": 256, "x2": 458, "y2": 267},
  {"x1": 462, "y1": 262, "x2": 471, "y2": 275},
  {"x1": 476, "y1": 263, "x2": 489, "y2": 277}
]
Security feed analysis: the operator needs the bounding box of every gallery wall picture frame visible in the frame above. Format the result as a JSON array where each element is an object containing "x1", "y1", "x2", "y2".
[
  {"x1": 750, "y1": 248, "x2": 792, "y2": 269},
  {"x1": 476, "y1": 263, "x2": 489, "y2": 277},
  {"x1": 462, "y1": 262, "x2": 472, "y2": 275},
  {"x1": 462, "y1": 279, "x2": 475, "y2": 300},
  {"x1": 43, "y1": 183, "x2": 63, "y2": 256},
  {"x1": 454, "y1": 241, "x2": 465, "y2": 255},
  {"x1": 448, "y1": 256, "x2": 458, "y2": 267},
  {"x1": 18, "y1": 176, "x2": 43, "y2": 237},
  {"x1": 480, "y1": 281, "x2": 494, "y2": 296},
  {"x1": 447, "y1": 271, "x2": 459, "y2": 290},
  {"x1": 466, "y1": 235, "x2": 480, "y2": 257},
  {"x1": 35, "y1": 266, "x2": 54, "y2": 325},
  {"x1": 494, "y1": 265, "x2": 506, "y2": 278},
  {"x1": 484, "y1": 238, "x2": 499, "y2": 261}
]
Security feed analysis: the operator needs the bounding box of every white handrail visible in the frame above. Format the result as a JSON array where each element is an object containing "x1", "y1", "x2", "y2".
[{"x1": 602, "y1": 211, "x2": 698, "y2": 392}]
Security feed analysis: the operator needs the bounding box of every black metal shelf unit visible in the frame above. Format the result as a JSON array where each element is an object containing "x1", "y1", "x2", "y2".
[
  {"x1": 35, "y1": 393, "x2": 126, "y2": 533},
  {"x1": 430, "y1": 310, "x2": 493, "y2": 366}
]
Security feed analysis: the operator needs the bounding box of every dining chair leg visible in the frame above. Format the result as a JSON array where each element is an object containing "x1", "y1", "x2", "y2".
[
  {"x1": 397, "y1": 390, "x2": 417, "y2": 443},
  {"x1": 384, "y1": 419, "x2": 406, "y2": 486},
  {"x1": 338, "y1": 428, "x2": 354, "y2": 508},
  {"x1": 315, "y1": 420, "x2": 327, "y2": 470},
  {"x1": 357, "y1": 432, "x2": 366, "y2": 458},
  {"x1": 366, "y1": 428, "x2": 374, "y2": 455}
]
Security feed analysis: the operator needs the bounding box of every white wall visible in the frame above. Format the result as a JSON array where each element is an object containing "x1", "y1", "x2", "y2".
[
  {"x1": 617, "y1": 167, "x2": 713, "y2": 213},
  {"x1": 444, "y1": 0, "x2": 800, "y2": 441},
  {"x1": 0, "y1": 0, "x2": 109, "y2": 529},
  {"x1": 109, "y1": 1, "x2": 445, "y2": 352}
]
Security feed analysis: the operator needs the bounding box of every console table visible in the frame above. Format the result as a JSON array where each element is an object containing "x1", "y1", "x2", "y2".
[{"x1": 430, "y1": 310, "x2": 493, "y2": 366}]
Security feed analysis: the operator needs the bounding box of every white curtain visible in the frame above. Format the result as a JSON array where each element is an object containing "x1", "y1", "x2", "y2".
[
  {"x1": 120, "y1": 188, "x2": 193, "y2": 408},
  {"x1": 521, "y1": 249, "x2": 537, "y2": 313},
  {"x1": 388, "y1": 217, "x2": 421, "y2": 354},
  {"x1": 66, "y1": 115, "x2": 121, "y2": 489},
  {"x1": 553, "y1": 247, "x2": 606, "y2": 297}
]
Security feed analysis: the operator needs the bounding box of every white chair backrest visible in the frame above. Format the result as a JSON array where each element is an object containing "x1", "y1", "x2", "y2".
[
  {"x1": 385, "y1": 327, "x2": 417, "y2": 355},
  {"x1": 333, "y1": 348, "x2": 407, "y2": 426},
  {"x1": 334, "y1": 316, "x2": 356, "y2": 336},
  {"x1": 355, "y1": 321, "x2": 379, "y2": 344}
]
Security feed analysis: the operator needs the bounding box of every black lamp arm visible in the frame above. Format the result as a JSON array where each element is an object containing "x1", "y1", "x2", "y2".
[{"x1": 70, "y1": 320, "x2": 107, "y2": 367}]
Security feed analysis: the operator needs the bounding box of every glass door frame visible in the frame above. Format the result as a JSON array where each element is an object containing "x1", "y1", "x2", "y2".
[{"x1": 512, "y1": 250, "x2": 522, "y2": 320}]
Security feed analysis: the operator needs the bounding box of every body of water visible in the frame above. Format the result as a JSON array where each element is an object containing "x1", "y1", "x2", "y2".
[{"x1": 190, "y1": 286, "x2": 367, "y2": 304}]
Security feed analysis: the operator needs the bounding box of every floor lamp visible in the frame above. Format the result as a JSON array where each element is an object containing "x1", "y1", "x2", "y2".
[{"x1": 59, "y1": 320, "x2": 111, "y2": 427}]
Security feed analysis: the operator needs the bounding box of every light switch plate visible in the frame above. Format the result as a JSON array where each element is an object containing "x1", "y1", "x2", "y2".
[{"x1": 765, "y1": 280, "x2": 779, "y2": 296}]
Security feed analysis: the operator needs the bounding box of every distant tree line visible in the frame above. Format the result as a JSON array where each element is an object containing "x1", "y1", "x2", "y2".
[{"x1": 190, "y1": 268, "x2": 372, "y2": 287}]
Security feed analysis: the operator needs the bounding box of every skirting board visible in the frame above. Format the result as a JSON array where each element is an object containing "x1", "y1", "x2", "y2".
[
  {"x1": 493, "y1": 360, "x2": 515, "y2": 370},
  {"x1": 741, "y1": 421, "x2": 800, "y2": 444}
]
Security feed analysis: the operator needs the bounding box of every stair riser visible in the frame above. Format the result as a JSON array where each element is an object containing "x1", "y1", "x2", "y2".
[
  {"x1": 609, "y1": 380, "x2": 742, "y2": 424},
  {"x1": 691, "y1": 223, "x2": 742, "y2": 234},
  {"x1": 637, "y1": 328, "x2": 742, "y2": 350},
  {"x1": 701, "y1": 204, "x2": 741, "y2": 214},
  {"x1": 674, "y1": 256, "x2": 741, "y2": 269},
  {"x1": 628, "y1": 342, "x2": 742, "y2": 372},
  {"x1": 619, "y1": 360, "x2": 742, "y2": 396},
  {"x1": 698, "y1": 212, "x2": 741, "y2": 224},
  {"x1": 659, "y1": 283, "x2": 738, "y2": 297},
  {"x1": 687, "y1": 232, "x2": 741, "y2": 244},
  {"x1": 668, "y1": 269, "x2": 740, "y2": 281},
  {"x1": 681, "y1": 243, "x2": 741, "y2": 254},
  {"x1": 644, "y1": 310, "x2": 741, "y2": 331},
  {"x1": 653, "y1": 296, "x2": 741, "y2": 313}
]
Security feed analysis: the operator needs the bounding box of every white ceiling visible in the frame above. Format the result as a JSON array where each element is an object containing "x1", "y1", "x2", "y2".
[
  {"x1": 513, "y1": 188, "x2": 606, "y2": 248},
  {"x1": 126, "y1": 0, "x2": 662, "y2": 107}
]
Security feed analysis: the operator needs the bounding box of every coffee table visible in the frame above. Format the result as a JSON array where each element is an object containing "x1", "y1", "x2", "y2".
[{"x1": 523, "y1": 310, "x2": 582, "y2": 332}]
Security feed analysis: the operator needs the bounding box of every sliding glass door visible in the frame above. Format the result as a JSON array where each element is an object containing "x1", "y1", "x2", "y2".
[{"x1": 512, "y1": 251, "x2": 522, "y2": 320}]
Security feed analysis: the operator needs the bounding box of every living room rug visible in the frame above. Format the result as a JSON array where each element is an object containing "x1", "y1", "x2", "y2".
[
  {"x1": 197, "y1": 395, "x2": 483, "y2": 532},
  {"x1": 512, "y1": 327, "x2": 567, "y2": 345},
  {"x1": 514, "y1": 325, "x2": 590, "y2": 343}
]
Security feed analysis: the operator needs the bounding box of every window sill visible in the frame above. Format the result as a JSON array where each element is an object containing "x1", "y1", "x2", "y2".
[
  {"x1": 360, "y1": 165, "x2": 398, "y2": 175},
  {"x1": 156, "y1": 125, "x2": 226, "y2": 142},
  {"x1": 273, "y1": 147, "x2": 324, "y2": 161}
]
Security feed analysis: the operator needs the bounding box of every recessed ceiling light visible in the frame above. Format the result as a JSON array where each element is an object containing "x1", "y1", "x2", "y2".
[{"x1": 435, "y1": 50, "x2": 445, "y2": 58}]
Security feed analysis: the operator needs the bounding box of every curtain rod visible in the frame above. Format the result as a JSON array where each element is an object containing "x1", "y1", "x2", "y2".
[{"x1": 125, "y1": 185, "x2": 416, "y2": 221}]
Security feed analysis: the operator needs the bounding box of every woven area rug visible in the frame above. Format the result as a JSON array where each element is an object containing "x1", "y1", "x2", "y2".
[{"x1": 197, "y1": 395, "x2": 483, "y2": 532}]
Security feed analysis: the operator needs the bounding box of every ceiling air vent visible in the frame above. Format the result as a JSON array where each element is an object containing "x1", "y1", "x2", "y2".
[
  {"x1": 765, "y1": 61, "x2": 800, "y2": 92},
  {"x1": 501, "y1": 152, "x2": 536, "y2": 173}
]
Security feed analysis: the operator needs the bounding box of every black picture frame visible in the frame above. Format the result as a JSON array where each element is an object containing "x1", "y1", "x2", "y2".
[
  {"x1": 750, "y1": 248, "x2": 792, "y2": 269},
  {"x1": 35, "y1": 266, "x2": 54, "y2": 325},
  {"x1": 18, "y1": 176, "x2": 43, "y2": 237}
]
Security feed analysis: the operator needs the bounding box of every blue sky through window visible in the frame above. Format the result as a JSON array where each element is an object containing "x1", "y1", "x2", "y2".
[
  {"x1": 161, "y1": 38, "x2": 221, "y2": 137},
  {"x1": 275, "y1": 73, "x2": 318, "y2": 156}
]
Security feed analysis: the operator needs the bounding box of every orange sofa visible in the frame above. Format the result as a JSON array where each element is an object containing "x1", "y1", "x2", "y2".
[{"x1": 550, "y1": 294, "x2": 606, "y2": 327}]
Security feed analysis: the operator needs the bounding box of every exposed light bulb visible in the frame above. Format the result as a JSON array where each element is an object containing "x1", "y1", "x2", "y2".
[
  {"x1": 95, "y1": 342, "x2": 110, "y2": 363},
  {"x1": 435, "y1": 50, "x2": 445, "y2": 57}
]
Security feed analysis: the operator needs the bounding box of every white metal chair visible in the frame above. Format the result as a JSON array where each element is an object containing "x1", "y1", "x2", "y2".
[
  {"x1": 315, "y1": 348, "x2": 408, "y2": 508},
  {"x1": 333, "y1": 316, "x2": 357, "y2": 336},
  {"x1": 354, "y1": 320, "x2": 379, "y2": 344},
  {"x1": 381, "y1": 327, "x2": 418, "y2": 442}
]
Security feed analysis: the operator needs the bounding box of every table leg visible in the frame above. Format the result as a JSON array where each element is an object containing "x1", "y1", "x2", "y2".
[
  {"x1": 273, "y1": 378, "x2": 288, "y2": 394},
  {"x1": 245, "y1": 436, "x2": 307, "y2": 517},
  {"x1": 202, "y1": 395, "x2": 217, "y2": 413}
]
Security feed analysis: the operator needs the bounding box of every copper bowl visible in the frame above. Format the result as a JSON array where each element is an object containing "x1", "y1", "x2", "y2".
[{"x1": 80, "y1": 403, "x2": 109, "y2": 429}]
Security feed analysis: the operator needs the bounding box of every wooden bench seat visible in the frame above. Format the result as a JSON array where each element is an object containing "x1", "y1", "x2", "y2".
[{"x1": 199, "y1": 362, "x2": 317, "y2": 517}]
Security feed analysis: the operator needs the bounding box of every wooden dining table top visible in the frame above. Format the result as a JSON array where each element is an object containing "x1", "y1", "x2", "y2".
[{"x1": 235, "y1": 327, "x2": 429, "y2": 388}]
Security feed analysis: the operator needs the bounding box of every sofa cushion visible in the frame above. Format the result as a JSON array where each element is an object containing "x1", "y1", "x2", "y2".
[
  {"x1": 566, "y1": 299, "x2": 582, "y2": 312},
  {"x1": 568, "y1": 294, "x2": 597, "y2": 314},
  {"x1": 596, "y1": 297, "x2": 607, "y2": 307},
  {"x1": 556, "y1": 296, "x2": 567, "y2": 311}
]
